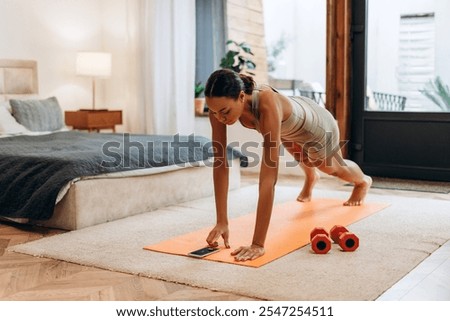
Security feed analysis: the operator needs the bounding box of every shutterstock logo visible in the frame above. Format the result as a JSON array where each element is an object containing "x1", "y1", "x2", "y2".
[{"x1": 99, "y1": 133, "x2": 348, "y2": 169}]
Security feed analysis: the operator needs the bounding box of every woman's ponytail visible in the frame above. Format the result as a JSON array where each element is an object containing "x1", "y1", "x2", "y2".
[{"x1": 239, "y1": 74, "x2": 256, "y2": 94}]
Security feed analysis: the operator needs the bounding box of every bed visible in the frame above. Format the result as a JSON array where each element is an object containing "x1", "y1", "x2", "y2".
[{"x1": 0, "y1": 59, "x2": 243, "y2": 230}]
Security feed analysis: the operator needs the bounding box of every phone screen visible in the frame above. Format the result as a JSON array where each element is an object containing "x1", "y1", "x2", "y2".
[{"x1": 188, "y1": 246, "x2": 220, "y2": 258}]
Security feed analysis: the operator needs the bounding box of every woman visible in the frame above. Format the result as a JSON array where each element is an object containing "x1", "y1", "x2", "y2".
[{"x1": 204, "y1": 69, "x2": 372, "y2": 262}]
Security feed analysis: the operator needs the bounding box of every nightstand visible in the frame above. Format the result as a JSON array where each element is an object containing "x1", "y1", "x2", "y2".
[{"x1": 65, "y1": 109, "x2": 122, "y2": 132}]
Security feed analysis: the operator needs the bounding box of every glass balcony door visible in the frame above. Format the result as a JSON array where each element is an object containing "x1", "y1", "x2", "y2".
[{"x1": 351, "y1": 0, "x2": 450, "y2": 181}]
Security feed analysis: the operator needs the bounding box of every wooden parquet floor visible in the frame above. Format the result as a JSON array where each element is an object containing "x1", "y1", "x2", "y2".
[{"x1": 0, "y1": 221, "x2": 255, "y2": 301}]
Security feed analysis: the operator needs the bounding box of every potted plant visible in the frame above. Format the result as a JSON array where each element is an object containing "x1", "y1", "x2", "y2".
[
  {"x1": 220, "y1": 40, "x2": 256, "y2": 75},
  {"x1": 194, "y1": 81, "x2": 206, "y2": 115}
]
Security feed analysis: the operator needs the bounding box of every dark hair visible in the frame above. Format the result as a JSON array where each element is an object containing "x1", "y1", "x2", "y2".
[{"x1": 205, "y1": 69, "x2": 255, "y2": 99}]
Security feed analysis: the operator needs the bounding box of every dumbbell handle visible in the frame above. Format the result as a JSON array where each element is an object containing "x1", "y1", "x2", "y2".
[
  {"x1": 330, "y1": 226, "x2": 349, "y2": 243},
  {"x1": 330, "y1": 225, "x2": 359, "y2": 251}
]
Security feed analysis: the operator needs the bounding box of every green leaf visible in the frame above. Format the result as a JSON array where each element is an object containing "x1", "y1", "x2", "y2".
[
  {"x1": 220, "y1": 39, "x2": 256, "y2": 74},
  {"x1": 227, "y1": 50, "x2": 239, "y2": 57},
  {"x1": 420, "y1": 76, "x2": 450, "y2": 111},
  {"x1": 220, "y1": 51, "x2": 239, "y2": 69},
  {"x1": 194, "y1": 81, "x2": 205, "y2": 98},
  {"x1": 420, "y1": 89, "x2": 444, "y2": 110},
  {"x1": 227, "y1": 40, "x2": 240, "y2": 48},
  {"x1": 239, "y1": 42, "x2": 249, "y2": 49}
]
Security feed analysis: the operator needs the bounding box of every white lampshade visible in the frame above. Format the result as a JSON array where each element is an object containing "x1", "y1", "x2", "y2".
[{"x1": 76, "y1": 52, "x2": 111, "y2": 78}]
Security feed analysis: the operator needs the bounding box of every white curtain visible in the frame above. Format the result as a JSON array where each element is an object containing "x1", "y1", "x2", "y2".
[{"x1": 126, "y1": 0, "x2": 196, "y2": 135}]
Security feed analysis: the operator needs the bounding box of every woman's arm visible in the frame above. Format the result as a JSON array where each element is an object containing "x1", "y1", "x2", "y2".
[
  {"x1": 252, "y1": 91, "x2": 281, "y2": 247},
  {"x1": 232, "y1": 91, "x2": 282, "y2": 261},
  {"x1": 206, "y1": 111, "x2": 230, "y2": 248}
]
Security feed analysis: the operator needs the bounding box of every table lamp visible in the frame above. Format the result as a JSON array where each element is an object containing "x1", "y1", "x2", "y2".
[{"x1": 76, "y1": 52, "x2": 111, "y2": 110}]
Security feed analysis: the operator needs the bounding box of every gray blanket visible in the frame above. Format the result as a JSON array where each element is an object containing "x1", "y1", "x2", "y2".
[{"x1": 0, "y1": 131, "x2": 246, "y2": 220}]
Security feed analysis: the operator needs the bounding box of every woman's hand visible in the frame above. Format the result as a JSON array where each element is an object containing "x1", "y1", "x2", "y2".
[
  {"x1": 206, "y1": 223, "x2": 230, "y2": 248},
  {"x1": 231, "y1": 244, "x2": 265, "y2": 261}
]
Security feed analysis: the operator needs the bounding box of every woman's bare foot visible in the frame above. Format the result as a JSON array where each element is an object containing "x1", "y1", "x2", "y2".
[
  {"x1": 297, "y1": 171, "x2": 320, "y2": 202},
  {"x1": 344, "y1": 175, "x2": 372, "y2": 206}
]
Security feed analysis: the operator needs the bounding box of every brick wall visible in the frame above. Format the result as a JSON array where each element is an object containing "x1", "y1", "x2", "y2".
[{"x1": 225, "y1": 0, "x2": 269, "y2": 85}]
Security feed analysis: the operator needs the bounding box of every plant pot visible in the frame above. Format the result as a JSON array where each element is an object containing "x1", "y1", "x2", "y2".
[{"x1": 195, "y1": 98, "x2": 206, "y2": 115}]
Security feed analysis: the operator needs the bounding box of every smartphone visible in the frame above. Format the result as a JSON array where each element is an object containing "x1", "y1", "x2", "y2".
[{"x1": 188, "y1": 246, "x2": 220, "y2": 258}]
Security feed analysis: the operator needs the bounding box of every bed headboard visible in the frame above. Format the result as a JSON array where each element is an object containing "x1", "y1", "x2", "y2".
[{"x1": 0, "y1": 59, "x2": 39, "y2": 102}]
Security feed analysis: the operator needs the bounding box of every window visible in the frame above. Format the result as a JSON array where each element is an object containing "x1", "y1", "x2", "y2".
[{"x1": 195, "y1": 0, "x2": 226, "y2": 87}]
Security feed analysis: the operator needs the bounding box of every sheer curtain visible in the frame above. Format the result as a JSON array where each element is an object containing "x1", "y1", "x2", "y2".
[{"x1": 126, "y1": 0, "x2": 196, "y2": 135}]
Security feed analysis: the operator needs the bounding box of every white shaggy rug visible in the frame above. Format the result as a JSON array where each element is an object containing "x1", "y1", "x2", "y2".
[{"x1": 9, "y1": 185, "x2": 450, "y2": 300}]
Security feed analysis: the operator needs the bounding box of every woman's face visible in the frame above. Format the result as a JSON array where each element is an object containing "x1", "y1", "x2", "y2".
[{"x1": 206, "y1": 91, "x2": 245, "y2": 125}]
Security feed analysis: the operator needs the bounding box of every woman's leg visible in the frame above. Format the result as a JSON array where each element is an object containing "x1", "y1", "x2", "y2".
[
  {"x1": 317, "y1": 150, "x2": 372, "y2": 205},
  {"x1": 282, "y1": 141, "x2": 320, "y2": 202},
  {"x1": 297, "y1": 162, "x2": 320, "y2": 202}
]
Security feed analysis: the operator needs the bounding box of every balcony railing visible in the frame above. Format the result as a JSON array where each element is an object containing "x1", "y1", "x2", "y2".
[
  {"x1": 296, "y1": 90, "x2": 407, "y2": 111},
  {"x1": 372, "y1": 91, "x2": 407, "y2": 111},
  {"x1": 268, "y1": 78, "x2": 407, "y2": 111},
  {"x1": 297, "y1": 90, "x2": 326, "y2": 106}
]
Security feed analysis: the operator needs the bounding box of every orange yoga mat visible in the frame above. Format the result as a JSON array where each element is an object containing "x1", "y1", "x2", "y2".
[{"x1": 144, "y1": 199, "x2": 389, "y2": 267}]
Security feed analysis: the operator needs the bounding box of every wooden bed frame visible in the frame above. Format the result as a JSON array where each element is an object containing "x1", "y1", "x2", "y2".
[{"x1": 0, "y1": 59, "x2": 241, "y2": 230}]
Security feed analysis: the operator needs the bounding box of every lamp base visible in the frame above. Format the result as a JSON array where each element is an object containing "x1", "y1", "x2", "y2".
[{"x1": 79, "y1": 108, "x2": 109, "y2": 112}]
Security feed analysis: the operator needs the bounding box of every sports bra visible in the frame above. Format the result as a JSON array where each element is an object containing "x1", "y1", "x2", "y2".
[{"x1": 250, "y1": 86, "x2": 308, "y2": 138}]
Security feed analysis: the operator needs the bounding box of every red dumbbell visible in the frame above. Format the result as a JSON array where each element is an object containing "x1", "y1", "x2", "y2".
[
  {"x1": 330, "y1": 225, "x2": 359, "y2": 252},
  {"x1": 310, "y1": 227, "x2": 331, "y2": 254}
]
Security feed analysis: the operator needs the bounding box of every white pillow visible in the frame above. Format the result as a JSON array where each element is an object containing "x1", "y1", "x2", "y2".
[{"x1": 0, "y1": 104, "x2": 30, "y2": 134}]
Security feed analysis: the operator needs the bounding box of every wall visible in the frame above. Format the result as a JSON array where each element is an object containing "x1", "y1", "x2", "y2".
[
  {"x1": 226, "y1": 0, "x2": 269, "y2": 85},
  {"x1": 0, "y1": 0, "x2": 132, "y2": 131}
]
